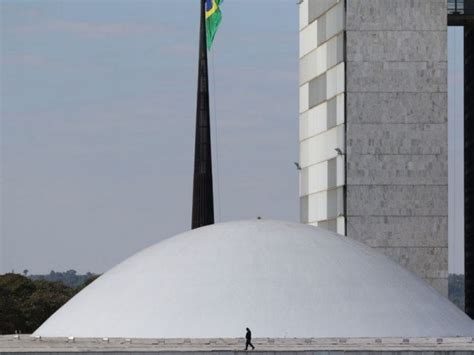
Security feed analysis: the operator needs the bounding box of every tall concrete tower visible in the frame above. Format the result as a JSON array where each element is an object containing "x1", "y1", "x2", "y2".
[{"x1": 299, "y1": 0, "x2": 448, "y2": 295}]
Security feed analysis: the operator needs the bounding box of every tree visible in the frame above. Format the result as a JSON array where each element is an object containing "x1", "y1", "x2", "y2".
[
  {"x1": 23, "y1": 280, "x2": 75, "y2": 332},
  {"x1": 76, "y1": 274, "x2": 100, "y2": 292},
  {"x1": 0, "y1": 273, "x2": 84, "y2": 334},
  {"x1": 23, "y1": 269, "x2": 28, "y2": 276},
  {"x1": 0, "y1": 274, "x2": 35, "y2": 334}
]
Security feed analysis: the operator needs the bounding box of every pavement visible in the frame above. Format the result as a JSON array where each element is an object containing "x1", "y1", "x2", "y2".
[{"x1": 1, "y1": 335, "x2": 474, "y2": 353}]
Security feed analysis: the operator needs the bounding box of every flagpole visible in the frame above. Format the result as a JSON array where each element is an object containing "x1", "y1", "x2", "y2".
[{"x1": 191, "y1": 0, "x2": 215, "y2": 229}]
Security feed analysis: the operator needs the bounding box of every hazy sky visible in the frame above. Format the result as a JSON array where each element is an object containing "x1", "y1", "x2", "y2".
[
  {"x1": 0, "y1": 1, "x2": 464, "y2": 275},
  {"x1": 1, "y1": 0, "x2": 299, "y2": 274}
]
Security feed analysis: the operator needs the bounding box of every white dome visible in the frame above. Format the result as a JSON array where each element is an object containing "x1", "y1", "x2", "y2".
[{"x1": 34, "y1": 220, "x2": 473, "y2": 338}]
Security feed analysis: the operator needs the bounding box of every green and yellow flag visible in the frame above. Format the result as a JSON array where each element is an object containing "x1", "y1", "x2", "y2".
[{"x1": 205, "y1": 0, "x2": 222, "y2": 50}]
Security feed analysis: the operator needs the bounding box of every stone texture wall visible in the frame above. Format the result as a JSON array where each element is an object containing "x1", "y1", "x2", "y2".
[{"x1": 345, "y1": 0, "x2": 449, "y2": 295}]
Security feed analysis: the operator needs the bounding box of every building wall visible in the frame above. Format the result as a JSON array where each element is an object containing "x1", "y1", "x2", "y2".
[
  {"x1": 299, "y1": 0, "x2": 346, "y2": 234},
  {"x1": 345, "y1": 0, "x2": 448, "y2": 295},
  {"x1": 299, "y1": 0, "x2": 449, "y2": 296}
]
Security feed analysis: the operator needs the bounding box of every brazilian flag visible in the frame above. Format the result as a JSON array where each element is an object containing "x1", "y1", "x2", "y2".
[{"x1": 205, "y1": 0, "x2": 222, "y2": 50}]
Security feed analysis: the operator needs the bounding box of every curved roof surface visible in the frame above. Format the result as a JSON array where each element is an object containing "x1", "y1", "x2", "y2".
[{"x1": 35, "y1": 220, "x2": 473, "y2": 338}]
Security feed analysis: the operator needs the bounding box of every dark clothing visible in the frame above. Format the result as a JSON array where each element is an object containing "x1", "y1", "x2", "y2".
[
  {"x1": 245, "y1": 329, "x2": 254, "y2": 350},
  {"x1": 245, "y1": 339, "x2": 254, "y2": 350}
]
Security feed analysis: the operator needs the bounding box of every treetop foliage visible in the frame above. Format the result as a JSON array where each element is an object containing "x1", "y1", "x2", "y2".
[{"x1": 0, "y1": 272, "x2": 98, "y2": 335}]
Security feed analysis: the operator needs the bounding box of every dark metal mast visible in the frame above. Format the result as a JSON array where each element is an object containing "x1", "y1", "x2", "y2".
[{"x1": 192, "y1": 0, "x2": 214, "y2": 229}]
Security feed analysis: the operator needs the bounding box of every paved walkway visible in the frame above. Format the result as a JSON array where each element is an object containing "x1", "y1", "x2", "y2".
[{"x1": 0, "y1": 335, "x2": 473, "y2": 353}]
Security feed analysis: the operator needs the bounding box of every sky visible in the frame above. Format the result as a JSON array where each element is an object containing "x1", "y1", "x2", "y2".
[
  {"x1": 0, "y1": 1, "x2": 465, "y2": 275},
  {"x1": 0, "y1": 0, "x2": 299, "y2": 274}
]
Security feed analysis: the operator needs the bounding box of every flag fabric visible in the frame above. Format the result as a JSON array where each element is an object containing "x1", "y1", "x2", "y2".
[{"x1": 205, "y1": 0, "x2": 222, "y2": 50}]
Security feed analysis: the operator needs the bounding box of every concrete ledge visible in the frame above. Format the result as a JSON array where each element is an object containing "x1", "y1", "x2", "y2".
[{"x1": 1, "y1": 335, "x2": 473, "y2": 353}]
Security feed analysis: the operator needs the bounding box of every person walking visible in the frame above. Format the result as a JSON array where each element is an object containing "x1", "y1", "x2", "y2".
[{"x1": 245, "y1": 327, "x2": 255, "y2": 350}]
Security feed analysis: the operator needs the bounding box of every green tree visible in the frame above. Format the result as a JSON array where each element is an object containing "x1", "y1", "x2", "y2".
[
  {"x1": 0, "y1": 273, "x2": 97, "y2": 334},
  {"x1": 76, "y1": 274, "x2": 100, "y2": 292},
  {"x1": 0, "y1": 274, "x2": 35, "y2": 334},
  {"x1": 23, "y1": 280, "x2": 75, "y2": 332}
]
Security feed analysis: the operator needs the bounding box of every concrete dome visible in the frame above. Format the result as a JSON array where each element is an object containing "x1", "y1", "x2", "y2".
[{"x1": 34, "y1": 220, "x2": 473, "y2": 338}]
